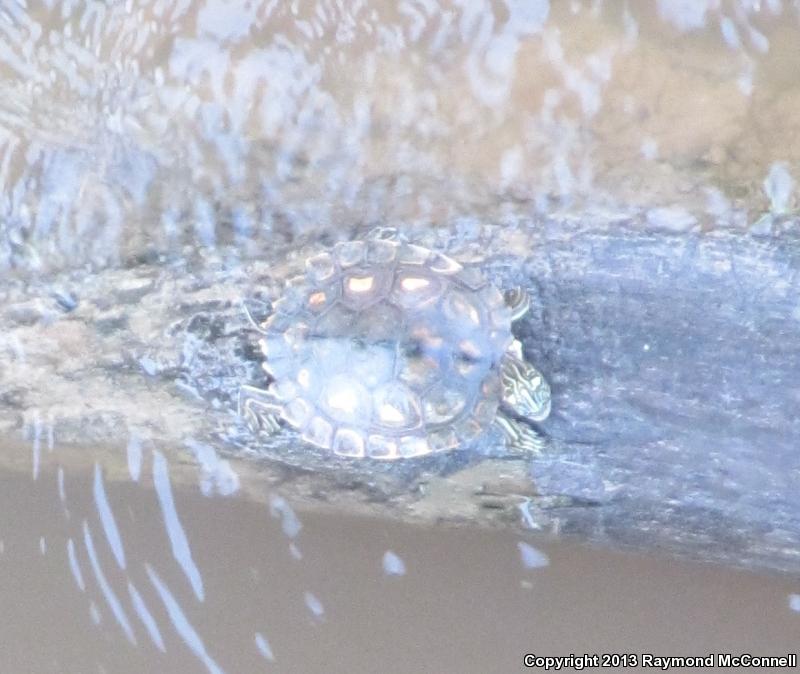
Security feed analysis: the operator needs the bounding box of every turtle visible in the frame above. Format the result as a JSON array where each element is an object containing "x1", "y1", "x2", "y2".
[{"x1": 239, "y1": 232, "x2": 551, "y2": 460}]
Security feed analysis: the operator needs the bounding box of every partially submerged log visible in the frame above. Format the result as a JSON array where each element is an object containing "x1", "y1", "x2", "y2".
[
  {"x1": 514, "y1": 221, "x2": 800, "y2": 573},
  {"x1": 2, "y1": 219, "x2": 799, "y2": 574}
]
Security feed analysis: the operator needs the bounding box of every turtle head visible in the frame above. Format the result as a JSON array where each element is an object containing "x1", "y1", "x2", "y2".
[{"x1": 500, "y1": 354, "x2": 551, "y2": 422}]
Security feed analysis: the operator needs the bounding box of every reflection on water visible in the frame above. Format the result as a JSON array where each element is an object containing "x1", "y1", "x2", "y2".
[
  {"x1": 0, "y1": 0, "x2": 798, "y2": 273},
  {"x1": 1, "y1": 452, "x2": 799, "y2": 673},
  {"x1": 1, "y1": 0, "x2": 800, "y2": 671}
]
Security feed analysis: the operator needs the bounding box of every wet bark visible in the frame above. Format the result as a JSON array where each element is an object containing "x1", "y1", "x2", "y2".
[{"x1": 511, "y1": 222, "x2": 800, "y2": 573}]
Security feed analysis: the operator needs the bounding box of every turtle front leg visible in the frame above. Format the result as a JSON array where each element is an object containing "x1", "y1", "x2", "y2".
[
  {"x1": 238, "y1": 385, "x2": 283, "y2": 434},
  {"x1": 493, "y1": 411, "x2": 546, "y2": 454}
]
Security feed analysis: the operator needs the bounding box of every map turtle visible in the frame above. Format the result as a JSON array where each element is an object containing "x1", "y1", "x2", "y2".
[{"x1": 240, "y1": 232, "x2": 550, "y2": 459}]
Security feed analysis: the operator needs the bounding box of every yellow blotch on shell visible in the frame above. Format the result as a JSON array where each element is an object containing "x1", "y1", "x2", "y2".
[
  {"x1": 308, "y1": 291, "x2": 327, "y2": 309},
  {"x1": 400, "y1": 276, "x2": 430, "y2": 292},
  {"x1": 379, "y1": 403, "x2": 407, "y2": 425},
  {"x1": 347, "y1": 275, "x2": 375, "y2": 294},
  {"x1": 326, "y1": 387, "x2": 360, "y2": 415}
]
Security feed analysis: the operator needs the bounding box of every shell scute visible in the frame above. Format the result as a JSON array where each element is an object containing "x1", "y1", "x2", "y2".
[
  {"x1": 352, "y1": 303, "x2": 403, "y2": 343},
  {"x1": 372, "y1": 382, "x2": 423, "y2": 429},
  {"x1": 332, "y1": 428, "x2": 366, "y2": 458},
  {"x1": 454, "y1": 266, "x2": 487, "y2": 289},
  {"x1": 477, "y1": 284, "x2": 506, "y2": 311},
  {"x1": 398, "y1": 435, "x2": 429, "y2": 458},
  {"x1": 259, "y1": 240, "x2": 514, "y2": 458},
  {"x1": 313, "y1": 304, "x2": 357, "y2": 337},
  {"x1": 307, "y1": 288, "x2": 338, "y2": 315},
  {"x1": 443, "y1": 291, "x2": 482, "y2": 326},
  {"x1": 281, "y1": 320, "x2": 311, "y2": 350},
  {"x1": 284, "y1": 398, "x2": 313, "y2": 427},
  {"x1": 428, "y1": 251, "x2": 462, "y2": 275},
  {"x1": 366, "y1": 239, "x2": 397, "y2": 264},
  {"x1": 390, "y1": 272, "x2": 443, "y2": 310},
  {"x1": 423, "y1": 384, "x2": 467, "y2": 425},
  {"x1": 320, "y1": 375, "x2": 371, "y2": 424},
  {"x1": 397, "y1": 243, "x2": 431, "y2": 265},
  {"x1": 366, "y1": 435, "x2": 397, "y2": 459},
  {"x1": 305, "y1": 252, "x2": 336, "y2": 283},
  {"x1": 341, "y1": 270, "x2": 390, "y2": 309},
  {"x1": 303, "y1": 416, "x2": 334, "y2": 447},
  {"x1": 427, "y1": 427, "x2": 459, "y2": 453},
  {"x1": 334, "y1": 241, "x2": 366, "y2": 268},
  {"x1": 259, "y1": 336, "x2": 291, "y2": 363}
]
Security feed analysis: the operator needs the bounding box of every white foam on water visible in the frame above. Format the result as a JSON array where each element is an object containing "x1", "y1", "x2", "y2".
[
  {"x1": 737, "y1": 70, "x2": 754, "y2": 96},
  {"x1": 269, "y1": 494, "x2": 302, "y2": 539},
  {"x1": 128, "y1": 581, "x2": 166, "y2": 653},
  {"x1": 704, "y1": 187, "x2": 732, "y2": 219},
  {"x1": 517, "y1": 541, "x2": 550, "y2": 569},
  {"x1": 658, "y1": 0, "x2": 712, "y2": 32},
  {"x1": 31, "y1": 414, "x2": 41, "y2": 481},
  {"x1": 126, "y1": 433, "x2": 143, "y2": 482},
  {"x1": 146, "y1": 564, "x2": 225, "y2": 674},
  {"x1": 646, "y1": 207, "x2": 698, "y2": 233},
  {"x1": 640, "y1": 138, "x2": 659, "y2": 160},
  {"x1": 89, "y1": 602, "x2": 102, "y2": 626},
  {"x1": 518, "y1": 499, "x2": 540, "y2": 530},
  {"x1": 763, "y1": 162, "x2": 795, "y2": 213},
  {"x1": 185, "y1": 439, "x2": 240, "y2": 497},
  {"x1": 720, "y1": 17, "x2": 741, "y2": 50},
  {"x1": 66, "y1": 538, "x2": 86, "y2": 592},
  {"x1": 748, "y1": 25, "x2": 770, "y2": 53},
  {"x1": 254, "y1": 632, "x2": 275, "y2": 662},
  {"x1": 93, "y1": 463, "x2": 126, "y2": 570},
  {"x1": 304, "y1": 591, "x2": 325, "y2": 620},
  {"x1": 152, "y1": 450, "x2": 205, "y2": 602},
  {"x1": 82, "y1": 520, "x2": 137, "y2": 645},
  {"x1": 382, "y1": 550, "x2": 407, "y2": 576}
]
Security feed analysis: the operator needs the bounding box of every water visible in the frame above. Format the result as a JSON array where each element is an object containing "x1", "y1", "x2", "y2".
[
  {"x1": 1, "y1": 458, "x2": 798, "y2": 673},
  {"x1": 1, "y1": 0, "x2": 798, "y2": 275},
  {"x1": 1, "y1": 0, "x2": 800, "y2": 671}
]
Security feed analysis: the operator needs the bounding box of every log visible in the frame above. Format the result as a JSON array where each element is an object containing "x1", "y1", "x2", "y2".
[
  {"x1": 511, "y1": 221, "x2": 800, "y2": 573},
  {"x1": 2, "y1": 219, "x2": 799, "y2": 575}
]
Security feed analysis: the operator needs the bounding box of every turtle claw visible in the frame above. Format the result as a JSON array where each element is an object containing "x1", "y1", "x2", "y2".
[{"x1": 238, "y1": 385, "x2": 282, "y2": 434}]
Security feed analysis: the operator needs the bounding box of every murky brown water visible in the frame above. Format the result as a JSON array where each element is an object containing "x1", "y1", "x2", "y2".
[
  {"x1": 1, "y1": 459, "x2": 798, "y2": 674},
  {"x1": 2, "y1": 0, "x2": 800, "y2": 671},
  {"x1": 1, "y1": 0, "x2": 799, "y2": 273}
]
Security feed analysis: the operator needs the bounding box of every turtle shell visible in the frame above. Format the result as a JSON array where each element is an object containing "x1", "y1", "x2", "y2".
[{"x1": 258, "y1": 240, "x2": 513, "y2": 459}]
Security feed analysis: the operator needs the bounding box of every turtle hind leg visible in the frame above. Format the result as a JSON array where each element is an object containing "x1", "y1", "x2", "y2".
[
  {"x1": 238, "y1": 385, "x2": 282, "y2": 434},
  {"x1": 493, "y1": 410, "x2": 546, "y2": 454}
]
